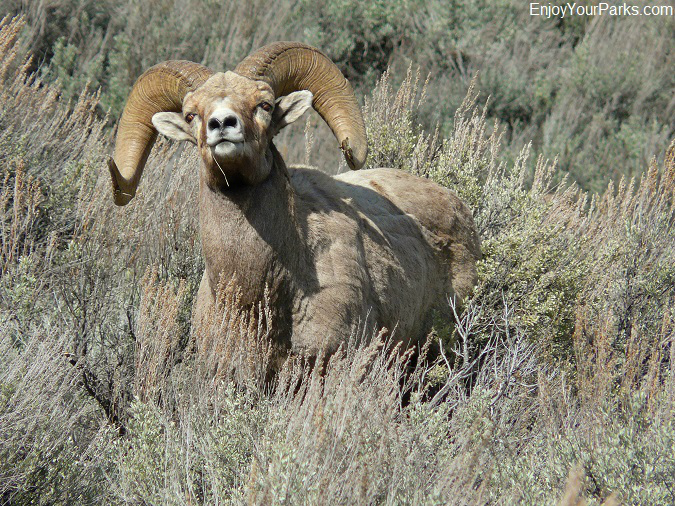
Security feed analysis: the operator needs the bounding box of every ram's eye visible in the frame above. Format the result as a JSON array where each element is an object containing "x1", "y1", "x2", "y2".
[
  {"x1": 185, "y1": 113, "x2": 196, "y2": 123},
  {"x1": 259, "y1": 102, "x2": 273, "y2": 113}
]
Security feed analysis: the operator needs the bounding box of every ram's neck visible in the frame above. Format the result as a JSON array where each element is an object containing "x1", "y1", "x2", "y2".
[{"x1": 198, "y1": 146, "x2": 301, "y2": 309}]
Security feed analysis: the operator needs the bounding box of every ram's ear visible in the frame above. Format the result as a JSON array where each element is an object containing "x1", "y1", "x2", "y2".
[
  {"x1": 152, "y1": 112, "x2": 197, "y2": 144},
  {"x1": 270, "y1": 90, "x2": 313, "y2": 136}
]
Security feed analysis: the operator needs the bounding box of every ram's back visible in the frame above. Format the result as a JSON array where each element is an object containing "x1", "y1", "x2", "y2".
[{"x1": 288, "y1": 166, "x2": 480, "y2": 353}]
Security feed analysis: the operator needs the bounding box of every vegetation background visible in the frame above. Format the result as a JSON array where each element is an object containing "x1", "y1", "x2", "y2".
[{"x1": 0, "y1": 0, "x2": 673, "y2": 504}]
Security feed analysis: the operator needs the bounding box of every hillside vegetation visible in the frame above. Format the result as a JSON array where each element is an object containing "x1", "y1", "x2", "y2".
[
  {"x1": 3, "y1": 0, "x2": 673, "y2": 191},
  {"x1": 0, "y1": 5, "x2": 674, "y2": 505}
]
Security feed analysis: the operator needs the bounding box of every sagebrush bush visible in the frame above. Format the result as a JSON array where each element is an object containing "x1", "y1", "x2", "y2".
[
  {"x1": 542, "y1": 14, "x2": 675, "y2": 192},
  {"x1": 0, "y1": 321, "x2": 107, "y2": 504}
]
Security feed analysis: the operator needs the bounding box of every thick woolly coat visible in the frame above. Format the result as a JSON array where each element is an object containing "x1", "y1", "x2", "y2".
[{"x1": 195, "y1": 145, "x2": 481, "y2": 358}]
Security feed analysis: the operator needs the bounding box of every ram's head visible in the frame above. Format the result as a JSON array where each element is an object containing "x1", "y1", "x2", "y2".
[{"x1": 107, "y1": 43, "x2": 368, "y2": 204}]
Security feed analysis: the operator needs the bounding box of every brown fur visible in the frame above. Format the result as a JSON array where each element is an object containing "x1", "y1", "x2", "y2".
[{"x1": 169, "y1": 71, "x2": 481, "y2": 362}]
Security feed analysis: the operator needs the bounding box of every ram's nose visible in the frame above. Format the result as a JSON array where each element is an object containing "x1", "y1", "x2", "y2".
[
  {"x1": 206, "y1": 108, "x2": 244, "y2": 145},
  {"x1": 207, "y1": 113, "x2": 238, "y2": 132}
]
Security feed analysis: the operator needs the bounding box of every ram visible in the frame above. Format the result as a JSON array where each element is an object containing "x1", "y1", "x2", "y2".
[{"x1": 108, "y1": 42, "x2": 480, "y2": 361}]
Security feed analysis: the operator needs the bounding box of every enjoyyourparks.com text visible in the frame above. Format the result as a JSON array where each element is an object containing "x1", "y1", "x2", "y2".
[{"x1": 530, "y1": 2, "x2": 673, "y2": 18}]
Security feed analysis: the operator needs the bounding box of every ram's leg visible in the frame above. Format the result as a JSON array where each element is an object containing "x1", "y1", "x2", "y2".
[{"x1": 291, "y1": 293, "x2": 378, "y2": 361}]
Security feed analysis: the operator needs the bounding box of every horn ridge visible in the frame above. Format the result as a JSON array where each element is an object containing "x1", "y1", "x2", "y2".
[
  {"x1": 110, "y1": 60, "x2": 213, "y2": 205},
  {"x1": 235, "y1": 42, "x2": 368, "y2": 171}
]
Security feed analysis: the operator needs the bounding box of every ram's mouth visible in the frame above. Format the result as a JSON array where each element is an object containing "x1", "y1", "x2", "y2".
[
  {"x1": 207, "y1": 134, "x2": 243, "y2": 146},
  {"x1": 211, "y1": 138, "x2": 243, "y2": 158}
]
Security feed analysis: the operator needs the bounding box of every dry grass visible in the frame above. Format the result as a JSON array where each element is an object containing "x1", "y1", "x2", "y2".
[{"x1": 0, "y1": 159, "x2": 42, "y2": 276}]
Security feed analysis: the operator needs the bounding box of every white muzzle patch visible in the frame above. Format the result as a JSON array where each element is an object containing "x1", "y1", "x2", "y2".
[{"x1": 206, "y1": 99, "x2": 245, "y2": 149}]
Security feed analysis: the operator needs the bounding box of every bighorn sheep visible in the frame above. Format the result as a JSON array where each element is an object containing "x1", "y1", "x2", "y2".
[{"x1": 108, "y1": 42, "x2": 480, "y2": 360}]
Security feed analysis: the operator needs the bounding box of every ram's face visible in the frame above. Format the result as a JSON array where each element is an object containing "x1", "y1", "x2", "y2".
[
  {"x1": 152, "y1": 71, "x2": 312, "y2": 187},
  {"x1": 187, "y1": 73, "x2": 275, "y2": 173}
]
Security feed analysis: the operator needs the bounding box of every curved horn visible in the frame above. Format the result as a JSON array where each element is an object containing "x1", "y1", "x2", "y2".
[
  {"x1": 234, "y1": 42, "x2": 367, "y2": 170},
  {"x1": 109, "y1": 61, "x2": 214, "y2": 205}
]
